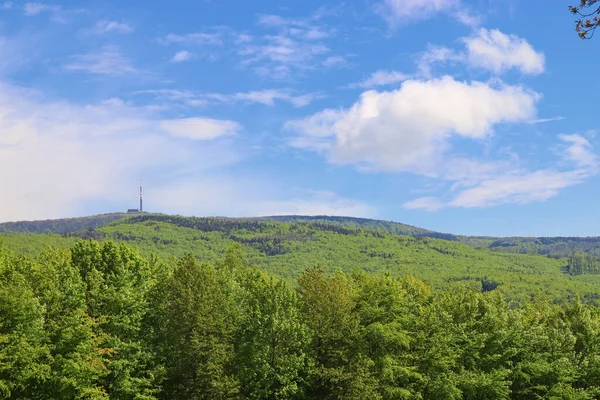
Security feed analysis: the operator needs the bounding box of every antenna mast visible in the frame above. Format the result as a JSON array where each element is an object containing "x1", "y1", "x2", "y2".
[{"x1": 139, "y1": 179, "x2": 143, "y2": 212}]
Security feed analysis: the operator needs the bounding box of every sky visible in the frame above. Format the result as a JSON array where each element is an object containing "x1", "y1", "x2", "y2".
[{"x1": 0, "y1": 0, "x2": 598, "y2": 236}]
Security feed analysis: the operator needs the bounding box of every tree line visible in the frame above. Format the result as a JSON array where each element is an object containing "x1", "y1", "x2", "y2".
[{"x1": 2, "y1": 239, "x2": 600, "y2": 399}]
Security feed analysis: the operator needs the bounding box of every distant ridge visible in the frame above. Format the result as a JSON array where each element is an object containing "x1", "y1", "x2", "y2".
[
  {"x1": 3, "y1": 213, "x2": 600, "y2": 259},
  {"x1": 0, "y1": 213, "x2": 131, "y2": 234}
]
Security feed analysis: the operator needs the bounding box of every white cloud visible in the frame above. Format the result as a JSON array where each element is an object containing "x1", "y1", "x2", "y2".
[
  {"x1": 254, "y1": 191, "x2": 376, "y2": 217},
  {"x1": 0, "y1": 81, "x2": 243, "y2": 222},
  {"x1": 257, "y1": 14, "x2": 332, "y2": 40},
  {"x1": 238, "y1": 14, "x2": 337, "y2": 78},
  {"x1": 64, "y1": 45, "x2": 137, "y2": 75},
  {"x1": 153, "y1": 183, "x2": 375, "y2": 218},
  {"x1": 161, "y1": 32, "x2": 222, "y2": 45},
  {"x1": 559, "y1": 134, "x2": 598, "y2": 169},
  {"x1": 3, "y1": 2, "x2": 12, "y2": 9},
  {"x1": 323, "y1": 56, "x2": 346, "y2": 68},
  {"x1": 415, "y1": 29, "x2": 544, "y2": 77},
  {"x1": 23, "y1": 2, "x2": 83, "y2": 22},
  {"x1": 351, "y1": 70, "x2": 411, "y2": 88},
  {"x1": 404, "y1": 135, "x2": 599, "y2": 210},
  {"x1": 91, "y1": 20, "x2": 133, "y2": 34},
  {"x1": 137, "y1": 88, "x2": 321, "y2": 108},
  {"x1": 448, "y1": 170, "x2": 584, "y2": 208},
  {"x1": 171, "y1": 50, "x2": 192, "y2": 63},
  {"x1": 526, "y1": 116, "x2": 566, "y2": 124},
  {"x1": 403, "y1": 196, "x2": 443, "y2": 211},
  {"x1": 416, "y1": 45, "x2": 465, "y2": 77},
  {"x1": 23, "y1": 2, "x2": 58, "y2": 15},
  {"x1": 377, "y1": 0, "x2": 459, "y2": 23},
  {"x1": 463, "y1": 28, "x2": 545, "y2": 75},
  {"x1": 207, "y1": 89, "x2": 322, "y2": 107},
  {"x1": 288, "y1": 76, "x2": 538, "y2": 172},
  {"x1": 159, "y1": 118, "x2": 241, "y2": 140},
  {"x1": 240, "y1": 33, "x2": 330, "y2": 78}
]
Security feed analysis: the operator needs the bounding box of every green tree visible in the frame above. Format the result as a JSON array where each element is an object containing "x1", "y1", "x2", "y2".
[
  {"x1": 0, "y1": 248, "x2": 50, "y2": 398},
  {"x1": 70, "y1": 240, "x2": 159, "y2": 399},
  {"x1": 233, "y1": 270, "x2": 310, "y2": 399},
  {"x1": 298, "y1": 268, "x2": 378, "y2": 399},
  {"x1": 154, "y1": 254, "x2": 238, "y2": 399}
]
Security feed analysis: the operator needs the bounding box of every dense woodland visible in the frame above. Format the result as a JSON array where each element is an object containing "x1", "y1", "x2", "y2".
[{"x1": 2, "y1": 238, "x2": 600, "y2": 399}]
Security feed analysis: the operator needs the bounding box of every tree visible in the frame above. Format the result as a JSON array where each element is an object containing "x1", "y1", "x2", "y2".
[
  {"x1": 569, "y1": 0, "x2": 600, "y2": 38},
  {"x1": 297, "y1": 268, "x2": 379, "y2": 399},
  {"x1": 154, "y1": 254, "x2": 238, "y2": 399},
  {"x1": 70, "y1": 240, "x2": 159, "y2": 399},
  {"x1": 233, "y1": 270, "x2": 310, "y2": 399}
]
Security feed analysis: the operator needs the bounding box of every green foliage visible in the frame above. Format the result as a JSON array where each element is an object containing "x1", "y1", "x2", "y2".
[{"x1": 3, "y1": 238, "x2": 600, "y2": 397}]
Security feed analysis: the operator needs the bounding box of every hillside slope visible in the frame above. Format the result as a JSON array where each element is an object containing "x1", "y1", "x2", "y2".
[{"x1": 2, "y1": 213, "x2": 596, "y2": 304}]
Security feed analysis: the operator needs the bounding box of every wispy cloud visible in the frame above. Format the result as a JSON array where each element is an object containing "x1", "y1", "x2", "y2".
[
  {"x1": 350, "y1": 70, "x2": 411, "y2": 88},
  {"x1": 526, "y1": 116, "x2": 566, "y2": 124},
  {"x1": 64, "y1": 45, "x2": 137, "y2": 75},
  {"x1": 91, "y1": 20, "x2": 133, "y2": 34},
  {"x1": 206, "y1": 89, "x2": 324, "y2": 107},
  {"x1": 416, "y1": 29, "x2": 545, "y2": 77},
  {"x1": 171, "y1": 50, "x2": 192, "y2": 63},
  {"x1": 23, "y1": 2, "x2": 84, "y2": 22},
  {"x1": 23, "y1": 2, "x2": 58, "y2": 15},
  {"x1": 375, "y1": 0, "x2": 481, "y2": 27},
  {"x1": 404, "y1": 135, "x2": 599, "y2": 210},
  {"x1": 135, "y1": 88, "x2": 322, "y2": 108},
  {"x1": 161, "y1": 32, "x2": 223, "y2": 45},
  {"x1": 0, "y1": 80, "x2": 243, "y2": 222},
  {"x1": 160, "y1": 118, "x2": 241, "y2": 140},
  {"x1": 237, "y1": 13, "x2": 340, "y2": 78}
]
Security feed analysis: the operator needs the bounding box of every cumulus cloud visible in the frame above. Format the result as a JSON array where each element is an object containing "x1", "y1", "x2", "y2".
[
  {"x1": 463, "y1": 28, "x2": 545, "y2": 75},
  {"x1": 287, "y1": 76, "x2": 538, "y2": 172},
  {"x1": 64, "y1": 45, "x2": 137, "y2": 75},
  {"x1": 159, "y1": 118, "x2": 241, "y2": 140}
]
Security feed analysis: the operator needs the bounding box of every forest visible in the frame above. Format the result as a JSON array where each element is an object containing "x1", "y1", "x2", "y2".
[
  {"x1": 5, "y1": 214, "x2": 600, "y2": 304},
  {"x1": 2, "y1": 237, "x2": 600, "y2": 399}
]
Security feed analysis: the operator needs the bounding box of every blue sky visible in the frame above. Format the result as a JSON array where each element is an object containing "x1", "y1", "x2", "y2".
[{"x1": 0, "y1": 0, "x2": 598, "y2": 236}]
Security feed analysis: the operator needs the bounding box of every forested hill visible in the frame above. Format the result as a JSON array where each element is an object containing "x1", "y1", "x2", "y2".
[
  {"x1": 3, "y1": 213, "x2": 600, "y2": 259},
  {"x1": 0, "y1": 212, "x2": 130, "y2": 234},
  {"x1": 3, "y1": 213, "x2": 600, "y2": 304}
]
